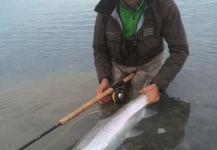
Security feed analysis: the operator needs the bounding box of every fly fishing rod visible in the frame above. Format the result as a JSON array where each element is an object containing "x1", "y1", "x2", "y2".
[{"x1": 17, "y1": 71, "x2": 136, "y2": 150}]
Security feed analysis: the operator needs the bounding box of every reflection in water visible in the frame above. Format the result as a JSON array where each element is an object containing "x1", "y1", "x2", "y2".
[{"x1": 118, "y1": 93, "x2": 191, "y2": 150}]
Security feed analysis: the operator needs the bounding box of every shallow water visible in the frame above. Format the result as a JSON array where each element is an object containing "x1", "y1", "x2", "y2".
[{"x1": 0, "y1": 0, "x2": 217, "y2": 150}]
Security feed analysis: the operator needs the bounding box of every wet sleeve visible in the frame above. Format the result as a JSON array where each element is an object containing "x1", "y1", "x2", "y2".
[
  {"x1": 93, "y1": 13, "x2": 112, "y2": 83},
  {"x1": 152, "y1": 0, "x2": 189, "y2": 92}
]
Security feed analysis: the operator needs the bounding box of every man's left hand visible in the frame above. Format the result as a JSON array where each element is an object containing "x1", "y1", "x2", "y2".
[{"x1": 139, "y1": 83, "x2": 160, "y2": 104}]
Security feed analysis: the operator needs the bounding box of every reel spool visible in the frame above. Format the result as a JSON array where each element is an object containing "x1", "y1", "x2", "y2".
[{"x1": 112, "y1": 88, "x2": 125, "y2": 104}]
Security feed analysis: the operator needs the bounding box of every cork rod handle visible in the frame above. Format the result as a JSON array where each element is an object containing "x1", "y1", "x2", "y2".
[{"x1": 59, "y1": 72, "x2": 136, "y2": 125}]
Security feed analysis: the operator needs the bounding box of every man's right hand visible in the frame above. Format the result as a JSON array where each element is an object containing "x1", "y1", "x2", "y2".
[{"x1": 96, "y1": 78, "x2": 111, "y2": 104}]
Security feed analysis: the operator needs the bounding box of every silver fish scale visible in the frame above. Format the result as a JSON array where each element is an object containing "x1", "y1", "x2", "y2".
[{"x1": 73, "y1": 95, "x2": 150, "y2": 150}]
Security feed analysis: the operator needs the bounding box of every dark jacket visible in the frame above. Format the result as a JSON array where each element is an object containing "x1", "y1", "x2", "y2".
[{"x1": 93, "y1": 0, "x2": 189, "y2": 91}]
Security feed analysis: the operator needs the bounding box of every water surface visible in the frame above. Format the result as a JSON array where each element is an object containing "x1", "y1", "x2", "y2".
[{"x1": 0, "y1": 0, "x2": 217, "y2": 149}]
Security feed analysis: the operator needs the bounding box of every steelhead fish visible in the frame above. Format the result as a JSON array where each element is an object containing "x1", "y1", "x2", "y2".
[{"x1": 73, "y1": 94, "x2": 156, "y2": 150}]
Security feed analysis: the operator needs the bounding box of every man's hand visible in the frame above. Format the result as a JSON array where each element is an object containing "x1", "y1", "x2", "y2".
[
  {"x1": 139, "y1": 83, "x2": 160, "y2": 104},
  {"x1": 96, "y1": 78, "x2": 111, "y2": 104}
]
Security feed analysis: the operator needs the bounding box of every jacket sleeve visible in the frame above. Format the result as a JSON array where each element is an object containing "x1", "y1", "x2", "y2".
[
  {"x1": 93, "y1": 13, "x2": 112, "y2": 83},
  {"x1": 152, "y1": 0, "x2": 189, "y2": 92}
]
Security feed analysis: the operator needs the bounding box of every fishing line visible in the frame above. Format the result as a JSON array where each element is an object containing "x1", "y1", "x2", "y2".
[
  {"x1": 41, "y1": 104, "x2": 117, "y2": 150},
  {"x1": 18, "y1": 72, "x2": 136, "y2": 150}
]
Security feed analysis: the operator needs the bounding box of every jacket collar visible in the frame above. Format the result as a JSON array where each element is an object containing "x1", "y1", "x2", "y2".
[
  {"x1": 94, "y1": 0, "x2": 155, "y2": 15},
  {"x1": 94, "y1": 0, "x2": 118, "y2": 15}
]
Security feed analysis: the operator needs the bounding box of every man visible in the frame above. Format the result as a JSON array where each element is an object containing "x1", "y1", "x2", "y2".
[{"x1": 93, "y1": 0, "x2": 188, "y2": 104}]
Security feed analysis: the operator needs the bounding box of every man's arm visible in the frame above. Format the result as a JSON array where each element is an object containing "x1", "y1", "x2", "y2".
[
  {"x1": 140, "y1": 0, "x2": 188, "y2": 104},
  {"x1": 93, "y1": 13, "x2": 112, "y2": 104},
  {"x1": 93, "y1": 13, "x2": 112, "y2": 83},
  {"x1": 152, "y1": 0, "x2": 189, "y2": 92}
]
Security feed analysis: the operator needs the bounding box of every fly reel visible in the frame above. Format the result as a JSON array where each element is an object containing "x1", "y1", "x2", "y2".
[{"x1": 112, "y1": 88, "x2": 125, "y2": 104}]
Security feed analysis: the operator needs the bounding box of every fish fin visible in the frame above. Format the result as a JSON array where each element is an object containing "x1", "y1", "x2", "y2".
[
  {"x1": 125, "y1": 127, "x2": 143, "y2": 138},
  {"x1": 142, "y1": 107, "x2": 158, "y2": 119}
]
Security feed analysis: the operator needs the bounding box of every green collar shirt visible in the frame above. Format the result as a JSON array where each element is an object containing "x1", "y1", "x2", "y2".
[{"x1": 118, "y1": 0, "x2": 145, "y2": 38}]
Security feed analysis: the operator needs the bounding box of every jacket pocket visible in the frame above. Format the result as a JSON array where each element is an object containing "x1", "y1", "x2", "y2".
[
  {"x1": 137, "y1": 36, "x2": 163, "y2": 64},
  {"x1": 106, "y1": 33, "x2": 122, "y2": 62},
  {"x1": 138, "y1": 36, "x2": 160, "y2": 49}
]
